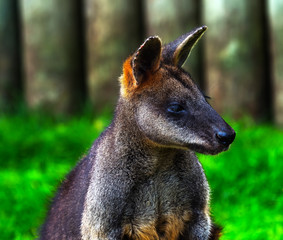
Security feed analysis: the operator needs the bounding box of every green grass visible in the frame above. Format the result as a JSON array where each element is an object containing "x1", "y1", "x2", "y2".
[
  {"x1": 199, "y1": 118, "x2": 283, "y2": 239},
  {"x1": 0, "y1": 111, "x2": 282, "y2": 239}
]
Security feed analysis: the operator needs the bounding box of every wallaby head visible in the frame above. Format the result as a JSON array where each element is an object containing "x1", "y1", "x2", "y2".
[{"x1": 119, "y1": 25, "x2": 235, "y2": 155}]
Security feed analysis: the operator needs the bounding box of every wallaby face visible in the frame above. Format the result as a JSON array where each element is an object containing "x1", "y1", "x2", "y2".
[{"x1": 120, "y1": 26, "x2": 235, "y2": 155}]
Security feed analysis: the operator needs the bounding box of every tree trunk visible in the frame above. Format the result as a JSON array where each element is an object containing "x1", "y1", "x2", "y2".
[
  {"x1": 204, "y1": 0, "x2": 271, "y2": 120},
  {"x1": 144, "y1": 0, "x2": 204, "y2": 88},
  {"x1": 20, "y1": 0, "x2": 85, "y2": 114},
  {"x1": 269, "y1": 0, "x2": 283, "y2": 126},
  {"x1": 0, "y1": 0, "x2": 21, "y2": 111},
  {"x1": 85, "y1": 0, "x2": 142, "y2": 111}
]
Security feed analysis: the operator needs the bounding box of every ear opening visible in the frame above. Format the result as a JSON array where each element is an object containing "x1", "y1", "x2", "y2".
[
  {"x1": 132, "y1": 36, "x2": 162, "y2": 85},
  {"x1": 120, "y1": 36, "x2": 162, "y2": 98},
  {"x1": 162, "y1": 26, "x2": 207, "y2": 67}
]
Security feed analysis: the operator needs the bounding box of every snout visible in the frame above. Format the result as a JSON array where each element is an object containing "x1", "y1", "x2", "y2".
[{"x1": 215, "y1": 130, "x2": 236, "y2": 147}]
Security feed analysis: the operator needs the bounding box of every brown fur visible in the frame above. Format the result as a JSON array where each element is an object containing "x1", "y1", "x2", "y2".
[
  {"x1": 123, "y1": 221, "x2": 159, "y2": 240},
  {"x1": 123, "y1": 212, "x2": 192, "y2": 240},
  {"x1": 209, "y1": 224, "x2": 223, "y2": 240},
  {"x1": 120, "y1": 58, "x2": 163, "y2": 98},
  {"x1": 120, "y1": 57, "x2": 137, "y2": 98}
]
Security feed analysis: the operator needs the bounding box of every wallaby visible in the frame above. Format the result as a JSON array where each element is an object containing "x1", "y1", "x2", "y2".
[{"x1": 40, "y1": 26, "x2": 236, "y2": 240}]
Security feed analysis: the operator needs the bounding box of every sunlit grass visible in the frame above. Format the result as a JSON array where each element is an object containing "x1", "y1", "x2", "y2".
[
  {"x1": 0, "y1": 112, "x2": 282, "y2": 239},
  {"x1": 200, "y1": 118, "x2": 283, "y2": 239}
]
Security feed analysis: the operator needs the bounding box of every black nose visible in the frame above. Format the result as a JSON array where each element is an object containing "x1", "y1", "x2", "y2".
[{"x1": 216, "y1": 131, "x2": 236, "y2": 146}]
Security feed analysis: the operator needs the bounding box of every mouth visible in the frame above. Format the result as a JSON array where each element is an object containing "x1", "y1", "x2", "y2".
[
  {"x1": 186, "y1": 131, "x2": 236, "y2": 155},
  {"x1": 187, "y1": 143, "x2": 230, "y2": 155}
]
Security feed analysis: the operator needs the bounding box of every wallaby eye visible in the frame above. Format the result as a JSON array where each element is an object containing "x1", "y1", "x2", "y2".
[{"x1": 167, "y1": 103, "x2": 186, "y2": 114}]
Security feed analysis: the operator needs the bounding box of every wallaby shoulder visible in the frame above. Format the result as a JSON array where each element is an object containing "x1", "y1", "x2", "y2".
[{"x1": 40, "y1": 125, "x2": 113, "y2": 240}]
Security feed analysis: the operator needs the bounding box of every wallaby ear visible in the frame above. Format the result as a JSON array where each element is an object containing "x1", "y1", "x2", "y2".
[
  {"x1": 132, "y1": 36, "x2": 162, "y2": 85},
  {"x1": 162, "y1": 26, "x2": 207, "y2": 67}
]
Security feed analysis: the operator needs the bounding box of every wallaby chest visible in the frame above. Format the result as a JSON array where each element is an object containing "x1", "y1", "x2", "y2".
[{"x1": 122, "y1": 153, "x2": 210, "y2": 240}]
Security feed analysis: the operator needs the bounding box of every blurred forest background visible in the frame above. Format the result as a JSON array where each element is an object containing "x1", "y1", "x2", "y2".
[
  {"x1": 1, "y1": 0, "x2": 283, "y2": 123},
  {"x1": 0, "y1": 0, "x2": 283, "y2": 239}
]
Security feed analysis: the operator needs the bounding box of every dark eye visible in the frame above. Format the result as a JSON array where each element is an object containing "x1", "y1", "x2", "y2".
[{"x1": 167, "y1": 103, "x2": 186, "y2": 114}]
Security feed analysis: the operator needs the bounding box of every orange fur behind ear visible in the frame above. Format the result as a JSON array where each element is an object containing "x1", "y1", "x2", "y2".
[
  {"x1": 119, "y1": 57, "x2": 161, "y2": 98},
  {"x1": 119, "y1": 57, "x2": 138, "y2": 98}
]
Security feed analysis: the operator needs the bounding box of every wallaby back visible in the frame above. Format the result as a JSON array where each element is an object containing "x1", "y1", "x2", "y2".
[{"x1": 40, "y1": 26, "x2": 235, "y2": 240}]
